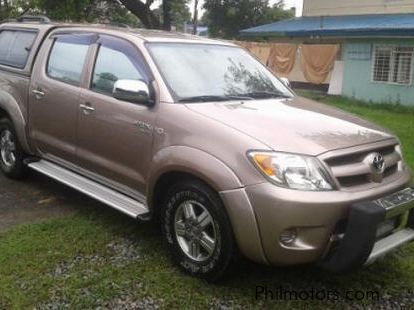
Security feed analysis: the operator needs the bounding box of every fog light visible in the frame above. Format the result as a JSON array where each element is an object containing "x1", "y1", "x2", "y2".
[
  {"x1": 376, "y1": 218, "x2": 397, "y2": 238},
  {"x1": 280, "y1": 228, "x2": 298, "y2": 245}
]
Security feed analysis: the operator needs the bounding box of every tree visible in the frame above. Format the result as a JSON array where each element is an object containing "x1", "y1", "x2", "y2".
[
  {"x1": 0, "y1": 0, "x2": 184, "y2": 31},
  {"x1": 157, "y1": 0, "x2": 191, "y2": 31},
  {"x1": 203, "y1": 0, "x2": 293, "y2": 38},
  {"x1": 88, "y1": 1, "x2": 141, "y2": 27},
  {"x1": 0, "y1": 0, "x2": 29, "y2": 19},
  {"x1": 264, "y1": 1, "x2": 294, "y2": 23},
  {"x1": 32, "y1": 0, "x2": 96, "y2": 21},
  {"x1": 171, "y1": 0, "x2": 191, "y2": 31},
  {"x1": 118, "y1": 0, "x2": 161, "y2": 29}
]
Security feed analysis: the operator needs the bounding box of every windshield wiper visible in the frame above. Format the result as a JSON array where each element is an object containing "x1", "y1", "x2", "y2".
[
  {"x1": 241, "y1": 91, "x2": 292, "y2": 99},
  {"x1": 178, "y1": 95, "x2": 254, "y2": 103}
]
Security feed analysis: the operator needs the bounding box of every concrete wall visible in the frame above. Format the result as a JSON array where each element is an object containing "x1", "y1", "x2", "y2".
[
  {"x1": 303, "y1": 0, "x2": 414, "y2": 16},
  {"x1": 342, "y1": 40, "x2": 414, "y2": 106}
]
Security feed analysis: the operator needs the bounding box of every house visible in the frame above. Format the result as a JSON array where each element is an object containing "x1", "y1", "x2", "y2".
[
  {"x1": 240, "y1": 0, "x2": 414, "y2": 106},
  {"x1": 183, "y1": 23, "x2": 209, "y2": 37}
]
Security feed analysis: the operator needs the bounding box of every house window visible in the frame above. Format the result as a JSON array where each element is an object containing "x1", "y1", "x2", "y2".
[{"x1": 372, "y1": 46, "x2": 414, "y2": 85}]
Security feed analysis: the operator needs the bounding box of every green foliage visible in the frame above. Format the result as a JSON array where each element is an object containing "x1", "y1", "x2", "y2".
[
  {"x1": 33, "y1": 0, "x2": 93, "y2": 21},
  {"x1": 0, "y1": 0, "x2": 191, "y2": 29},
  {"x1": 203, "y1": 0, "x2": 293, "y2": 38},
  {"x1": 0, "y1": 0, "x2": 141, "y2": 27},
  {"x1": 156, "y1": 0, "x2": 192, "y2": 31},
  {"x1": 170, "y1": 0, "x2": 192, "y2": 31}
]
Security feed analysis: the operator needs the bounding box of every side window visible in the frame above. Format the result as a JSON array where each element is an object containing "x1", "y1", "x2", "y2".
[
  {"x1": 91, "y1": 39, "x2": 148, "y2": 95},
  {"x1": 47, "y1": 35, "x2": 91, "y2": 86},
  {"x1": 0, "y1": 30, "x2": 37, "y2": 68}
]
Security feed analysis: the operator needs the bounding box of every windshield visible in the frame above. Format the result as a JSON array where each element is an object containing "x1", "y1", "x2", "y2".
[{"x1": 147, "y1": 43, "x2": 294, "y2": 103}]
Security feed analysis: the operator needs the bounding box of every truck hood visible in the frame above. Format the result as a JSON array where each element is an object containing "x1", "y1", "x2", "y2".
[{"x1": 185, "y1": 96, "x2": 394, "y2": 155}]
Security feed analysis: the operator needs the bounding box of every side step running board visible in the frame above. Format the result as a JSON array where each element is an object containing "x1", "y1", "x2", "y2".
[{"x1": 28, "y1": 160, "x2": 149, "y2": 219}]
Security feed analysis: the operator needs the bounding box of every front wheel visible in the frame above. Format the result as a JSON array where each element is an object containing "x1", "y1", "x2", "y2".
[
  {"x1": 161, "y1": 179, "x2": 236, "y2": 282},
  {"x1": 0, "y1": 118, "x2": 27, "y2": 179}
]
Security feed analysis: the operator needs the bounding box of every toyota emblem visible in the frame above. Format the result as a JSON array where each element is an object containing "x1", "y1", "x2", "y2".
[
  {"x1": 373, "y1": 154, "x2": 385, "y2": 173},
  {"x1": 363, "y1": 152, "x2": 386, "y2": 183}
]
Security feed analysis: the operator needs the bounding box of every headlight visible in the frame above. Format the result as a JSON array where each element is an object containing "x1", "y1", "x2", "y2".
[{"x1": 248, "y1": 151, "x2": 334, "y2": 191}]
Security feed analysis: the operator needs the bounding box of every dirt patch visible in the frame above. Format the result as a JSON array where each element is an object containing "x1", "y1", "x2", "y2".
[{"x1": 0, "y1": 171, "x2": 103, "y2": 232}]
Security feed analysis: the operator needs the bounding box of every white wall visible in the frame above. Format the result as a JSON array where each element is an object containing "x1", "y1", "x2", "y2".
[{"x1": 303, "y1": 0, "x2": 414, "y2": 16}]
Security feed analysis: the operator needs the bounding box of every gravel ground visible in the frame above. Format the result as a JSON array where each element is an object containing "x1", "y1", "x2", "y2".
[
  {"x1": 36, "y1": 238, "x2": 157, "y2": 310},
  {"x1": 49, "y1": 237, "x2": 142, "y2": 279}
]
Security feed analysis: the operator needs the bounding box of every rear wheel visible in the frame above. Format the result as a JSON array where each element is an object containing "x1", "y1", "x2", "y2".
[
  {"x1": 0, "y1": 118, "x2": 27, "y2": 179},
  {"x1": 161, "y1": 179, "x2": 235, "y2": 282}
]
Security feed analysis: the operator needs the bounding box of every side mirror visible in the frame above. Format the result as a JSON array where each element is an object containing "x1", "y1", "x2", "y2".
[
  {"x1": 280, "y1": 77, "x2": 291, "y2": 88},
  {"x1": 113, "y1": 79, "x2": 154, "y2": 106}
]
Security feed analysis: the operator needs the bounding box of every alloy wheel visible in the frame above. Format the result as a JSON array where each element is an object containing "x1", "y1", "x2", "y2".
[
  {"x1": 174, "y1": 200, "x2": 218, "y2": 262},
  {"x1": 0, "y1": 129, "x2": 16, "y2": 168}
]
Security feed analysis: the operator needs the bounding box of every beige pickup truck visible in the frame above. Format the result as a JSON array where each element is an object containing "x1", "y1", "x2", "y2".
[{"x1": 0, "y1": 16, "x2": 413, "y2": 281}]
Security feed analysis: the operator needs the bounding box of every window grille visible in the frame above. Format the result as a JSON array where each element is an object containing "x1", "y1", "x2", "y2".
[{"x1": 372, "y1": 46, "x2": 413, "y2": 85}]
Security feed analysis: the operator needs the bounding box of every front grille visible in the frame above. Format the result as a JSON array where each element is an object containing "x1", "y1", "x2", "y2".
[{"x1": 320, "y1": 141, "x2": 403, "y2": 190}]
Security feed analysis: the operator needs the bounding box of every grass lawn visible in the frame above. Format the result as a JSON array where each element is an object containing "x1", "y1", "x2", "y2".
[{"x1": 1, "y1": 93, "x2": 414, "y2": 309}]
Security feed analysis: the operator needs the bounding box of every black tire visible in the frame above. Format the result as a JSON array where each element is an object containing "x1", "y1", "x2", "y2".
[
  {"x1": 161, "y1": 179, "x2": 235, "y2": 282},
  {"x1": 0, "y1": 118, "x2": 28, "y2": 179}
]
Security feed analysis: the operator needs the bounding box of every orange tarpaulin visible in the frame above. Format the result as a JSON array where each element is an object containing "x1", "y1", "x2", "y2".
[
  {"x1": 247, "y1": 44, "x2": 271, "y2": 65},
  {"x1": 267, "y1": 44, "x2": 297, "y2": 76},
  {"x1": 300, "y1": 44, "x2": 339, "y2": 84},
  {"x1": 234, "y1": 41, "x2": 271, "y2": 65}
]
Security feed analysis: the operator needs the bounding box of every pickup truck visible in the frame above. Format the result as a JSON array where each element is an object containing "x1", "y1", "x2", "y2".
[{"x1": 0, "y1": 16, "x2": 413, "y2": 281}]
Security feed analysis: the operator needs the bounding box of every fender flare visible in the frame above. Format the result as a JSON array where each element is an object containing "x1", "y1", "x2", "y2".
[
  {"x1": 147, "y1": 145, "x2": 267, "y2": 264},
  {"x1": 147, "y1": 145, "x2": 243, "y2": 206},
  {"x1": 0, "y1": 90, "x2": 31, "y2": 153}
]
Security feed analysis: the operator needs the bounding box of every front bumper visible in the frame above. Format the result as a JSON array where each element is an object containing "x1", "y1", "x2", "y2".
[
  {"x1": 322, "y1": 188, "x2": 414, "y2": 272},
  {"x1": 220, "y1": 169, "x2": 412, "y2": 267}
]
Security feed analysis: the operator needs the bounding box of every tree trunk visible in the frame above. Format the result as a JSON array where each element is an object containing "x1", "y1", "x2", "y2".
[
  {"x1": 162, "y1": 0, "x2": 171, "y2": 31},
  {"x1": 192, "y1": 0, "x2": 198, "y2": 35},
  {"x1": 119, "y1": 0, "x2": 161, "y2": 29}
]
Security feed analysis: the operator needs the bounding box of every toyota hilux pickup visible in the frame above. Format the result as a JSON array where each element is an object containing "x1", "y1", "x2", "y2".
[{"x1": 0, "y1": 16, "x2": 413, "y2": 281}]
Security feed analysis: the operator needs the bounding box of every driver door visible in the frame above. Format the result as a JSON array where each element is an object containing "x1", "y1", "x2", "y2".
[{"x1": 77, "y1": 35, "x2": 156, "y2": 196}]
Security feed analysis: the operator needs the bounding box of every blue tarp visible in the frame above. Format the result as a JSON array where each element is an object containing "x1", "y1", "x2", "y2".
[{"x1": 240, "y1": 13, "x2": 414, "y2": 37}]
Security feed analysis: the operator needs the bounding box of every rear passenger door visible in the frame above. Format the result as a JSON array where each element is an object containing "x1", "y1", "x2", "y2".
[
  {"x1": 29, "y1": 33, "x2": 95, "y2": 164},
  {"x1": 77, "y1": 35, "x2": 156, "y2": 196}
]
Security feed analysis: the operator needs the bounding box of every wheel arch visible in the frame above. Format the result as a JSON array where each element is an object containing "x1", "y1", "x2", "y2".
[
  {"x1": 147, "y1": 146, "x2": 268, "y2": 265},
  {"x1": 147, "y1": 146, "x2": 243, "y2": 214},
  {"x1": 0, "y1": 91, "x2": 31, "y2": 153}
]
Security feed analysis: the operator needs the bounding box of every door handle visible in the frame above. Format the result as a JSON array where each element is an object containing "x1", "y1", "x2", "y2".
[
  {"x1": 32, "y1": 89, "x2": 45, "y2": 97},
  {"x1": 80, "y1": 103, "x2": 95, "y2": 113}
]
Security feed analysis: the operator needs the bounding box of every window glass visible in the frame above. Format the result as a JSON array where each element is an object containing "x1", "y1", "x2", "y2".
[
  {"x1": 47, "y1": 36, "x2": 90, "y2": 85},
  {"x1": 92, "y1": 44, "x2": 145, "y2": 94},
  {"x1": 0, "y1": 30, "x2": 37, "y2": 68},
  {"x1": 147, "y1": 43, "x2": 292, "y2": 101},
  {"x1": 392, "y1": 47, "x2": 413, "y2": 85}
]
